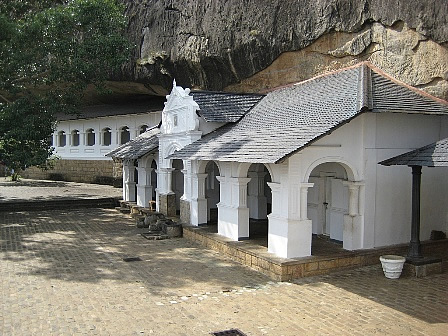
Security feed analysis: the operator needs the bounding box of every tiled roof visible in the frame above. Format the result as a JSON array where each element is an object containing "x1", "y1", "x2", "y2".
[
  {"x1": 169, "y1": 62, "x2": 448, "y2": 164},
  {"x1": 191, "y1": 91, "x2": 265, "y2": 122},
  {"x1": 57, "y1": 97, "x2": 165, "y2": 121},
  {"x1": 105, "y1": 126, "x2": 160, "y2": 160},
  {"x1": 379, "y1": 138, "x2": 448, "y2": 167}
]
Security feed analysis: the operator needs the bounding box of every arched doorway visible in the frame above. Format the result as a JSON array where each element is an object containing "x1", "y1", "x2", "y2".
[
  {"x1": 172, "y1": 159, "x2": 184, "y2": 216},
  {"x1": 151, "y1": 159, "x2": 157, "y2": 203},
  {"x1": 247, "y1": 163, "x2": 272, "y2": 242},
  {"x1": 205, "y1": 161, "x2": 220, "y2": 223},
  {"x1": 307, "y1": 162, "x2": 349, "y2": 243}
]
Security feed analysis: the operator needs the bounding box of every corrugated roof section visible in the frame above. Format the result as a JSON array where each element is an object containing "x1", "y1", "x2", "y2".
[
  {"x1": 169, "y1": 62, "x2": 448, "y2": 164},
  {"x1": 379, "y1": 138, "x2": 448, "y2": 167},
  {"x1": 105, "y1": 127, "x2": 160, "y2": 160},
  {"x1": 191, "y1": 91, "x2": 265, "y2": 123}
]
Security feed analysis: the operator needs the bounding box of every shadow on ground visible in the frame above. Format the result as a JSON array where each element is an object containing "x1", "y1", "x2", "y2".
[
  {"x1": 0, "y1": 209, "x2": 269, "y2": 297},
  {"x1": 1, "y1": 208, "x2": 447, "y2": 325}
]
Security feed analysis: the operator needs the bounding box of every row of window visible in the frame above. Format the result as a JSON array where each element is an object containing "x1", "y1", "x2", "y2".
[{"x1": 55, "y1": 125, "x2": 148, "y2": 147}]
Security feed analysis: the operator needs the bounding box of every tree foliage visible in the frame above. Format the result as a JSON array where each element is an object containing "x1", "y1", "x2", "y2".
[{"x1": 0, "y1": 0, "x2": 130, "y2": 178}]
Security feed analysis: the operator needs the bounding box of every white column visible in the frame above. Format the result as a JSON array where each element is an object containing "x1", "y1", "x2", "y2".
[
  {"x1": 123, "y1": 160, "x2": 136, "y2": 202},
  {"x1": 114, "y1": 129, "x2": 119, "y2": 145},
  {"x1": 181, "y1": 168, "x2": 189, "y2": 201},
  {"x1": 158, "y1": 167, "x2": 175, "y2": 195},
  {"x1": 300, "y1": 183, "x2": 314, "y2": 220},
  {"x1": 342, "y1": 181, "x2": 365, "y2": 250},
  {"x1": 155, "y1": 168, "x2": 160, "y2": 212},
  {"x1": 217, "y1": 176, "x2": 251, "y2": 240},
  {"x1": 190, "y1": 173, "x2": 208, "y2": 226},
  {"x1": 136, "y1": 167, "x2": 154, "y2": 207}
]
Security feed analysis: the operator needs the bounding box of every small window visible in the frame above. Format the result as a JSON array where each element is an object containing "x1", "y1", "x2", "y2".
[
  {"x1": 120, "y1": 126, "x2": 130, "y2": 144},
  {"x1": 173, "y1": 115, "x2": 178, "y2": 127},
  {"x1": 58, "y1": 131, "x2": 66, "y2": 147},
  {"x1": 86, "y1": 128, "x2": 95, "y2": 146},
  {"x1": 72, "y1": 130, "x2": 80, "y2": 146},
  {"x1": 139, "y1": 125, "x2": 148, "y2": 134},
  {"x1": 103, "y1": 127, "x2": 111, "y2": 146}
]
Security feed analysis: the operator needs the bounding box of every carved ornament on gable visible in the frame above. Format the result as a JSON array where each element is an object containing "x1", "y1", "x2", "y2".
[{"x1": 161, "y1": 80, "x2": 200, "y2": 135}]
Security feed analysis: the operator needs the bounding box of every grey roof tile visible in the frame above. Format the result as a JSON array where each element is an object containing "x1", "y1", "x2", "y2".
[
  {"x1": 191, "y1": 91, "x2": 264, "y2": 122},
  {"x1": 380, "y1": 138, "x2": 448, "y2": 167},
  {"x1": 105, "y1": 127, "x2": 160, "y2": 160},
  {"x1": 170, "y1": 62, "x2": 448, "y2": 163}
]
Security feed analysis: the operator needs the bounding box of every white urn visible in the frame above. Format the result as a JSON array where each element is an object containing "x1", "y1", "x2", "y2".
[{"x1": 379, "y1": 255, "x2": 406, "y2": 279}]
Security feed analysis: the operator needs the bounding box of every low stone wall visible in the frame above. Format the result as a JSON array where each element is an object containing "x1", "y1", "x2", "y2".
[
  {"x1": 22, "y1": 159, "x2": 122, "y2": 186},
  {"x1": 183, "y1": 225, "x2": 448, "y2": 281}
]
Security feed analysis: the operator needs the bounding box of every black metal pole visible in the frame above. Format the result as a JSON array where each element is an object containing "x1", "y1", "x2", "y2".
[{"x1": 407, "y1": 165, "x2": 423, "y2": 259}]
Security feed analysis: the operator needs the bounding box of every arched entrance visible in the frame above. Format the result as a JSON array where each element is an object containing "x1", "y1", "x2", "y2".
[
  {"x1": 133, "y1": 160, "x2": 138, "y2": 202},
  {"x1": 307, "y1": 162, "x2": 349, "y2": 243},
  {"x1": 151, "y1": 159, "x2": 157, "y2": 203},
  {"x1": 171, "y1": 159, "x2": 184, "y2": 216},
  {"x1": 205, "y1": 161, "x2": 220, "y2": 223},
  {"x1": 247, "y1": 163, "x2": 272, "y2": 243}
]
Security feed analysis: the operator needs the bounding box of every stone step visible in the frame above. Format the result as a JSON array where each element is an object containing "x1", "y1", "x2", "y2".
[
  {"x1": 0, "y1": 197, "x2": 120, "y2": 212},
  {"x1": 115, "y1": 207, "x2": 131, "y2": 214}
]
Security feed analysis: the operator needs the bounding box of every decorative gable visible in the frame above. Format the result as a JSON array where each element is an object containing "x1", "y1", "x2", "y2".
[{"x1": 161, "y1": 80, "x2": 200, "y2": 134}]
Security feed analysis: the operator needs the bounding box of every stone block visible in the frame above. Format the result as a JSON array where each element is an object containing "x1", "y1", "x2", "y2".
[
  {"x1": 269, "y1": 263, "x2": 282, "y2": 275},
  {"x1": 292, "y1": 265, "x2": 303, "y2": 277},
  {"x1": 303, "y1": 262, "x2": 317, "y2": 271},
  {"x1": 180, "y1": 199, "x2": 190, "y2": 224},
  {"x1": 318, "y1": 259, "x2": 338, "y2": 270},
  {"x1": 159, "y1": 194, "x2": 177, "y2": 217}
]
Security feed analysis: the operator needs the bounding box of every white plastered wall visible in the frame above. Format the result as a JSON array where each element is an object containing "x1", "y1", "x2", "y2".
[
  {"x1": 370, "y1": 113, "x2": 448, "y2": 247},
  {"x1": 53, "y1": 112, "x2": 161, "y2": 160}
]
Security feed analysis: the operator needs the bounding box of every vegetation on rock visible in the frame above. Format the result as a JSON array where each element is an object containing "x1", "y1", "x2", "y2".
[{"x1": 0, "y1": 0, "x2": 130, "y2": 180}]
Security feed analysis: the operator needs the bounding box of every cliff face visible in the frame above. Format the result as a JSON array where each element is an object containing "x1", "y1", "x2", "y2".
[{"x1": 120, "y1": 0, "x2": 448, "y2": 100}]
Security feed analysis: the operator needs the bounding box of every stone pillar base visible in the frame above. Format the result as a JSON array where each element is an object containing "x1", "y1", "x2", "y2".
[
  {"x1": 159, "y1": 193, "x2": 176, "y2": 217},
  {"x1": 403, "y1": 257, "x2": 442, "y2": 277},
  {"x1": 180, "y1": 199, "x2": 191, "y2": 224}
]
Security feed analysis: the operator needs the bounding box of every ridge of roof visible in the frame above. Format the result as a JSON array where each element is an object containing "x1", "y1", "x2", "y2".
[{"x1": 263, "y1": 61, "x2": 448, "y2": 107}]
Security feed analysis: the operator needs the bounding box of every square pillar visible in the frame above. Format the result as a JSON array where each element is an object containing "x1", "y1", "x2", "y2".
[
  {"x1": 267, "y1": 182, "x2": 313, "y2": 258},
  {"x1": 216, "y1": 176, "x2": 251, "y2": 241},
  {"x1": 190, "y1": 173, "x2": 208, "y2": 226}
]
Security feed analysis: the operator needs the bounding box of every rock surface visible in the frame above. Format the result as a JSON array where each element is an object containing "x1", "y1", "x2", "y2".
[{"x1": 119, "y1": 0, "x2": 448, "y2": 99}]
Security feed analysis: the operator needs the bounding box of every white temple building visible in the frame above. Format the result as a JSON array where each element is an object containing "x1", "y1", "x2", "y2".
[{"x1": 107, "y1": 62, "x2": 448, "y2": 260}]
